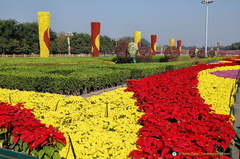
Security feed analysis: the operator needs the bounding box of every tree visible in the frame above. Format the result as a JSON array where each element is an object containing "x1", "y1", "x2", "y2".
[
  {"x1": 71, "y1": 33, "x2": 91, "y2": 54},
  {"x1": 225, "y1": 42, "x2": 240, "y2": 50},
  {"x1": 100, "y1": 36, "x2": 115, "y2": 53},
  {"x1": 0, "y1": 19, "x2": 18, "y2": 54},
  {"x1": 0, "y1": 19, "x2": 58, "y2": 54},
  {"x1": 51, "y1": 32, "x2": 68, "y2": 54},
  {"x1": 0, "y1": 37, "x2": 8, "y2": 54}
]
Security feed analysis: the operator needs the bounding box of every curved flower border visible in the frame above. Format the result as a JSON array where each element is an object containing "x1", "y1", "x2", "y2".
[{"x1": 126, "y1": 62, "x2": 238, "y2": 159}]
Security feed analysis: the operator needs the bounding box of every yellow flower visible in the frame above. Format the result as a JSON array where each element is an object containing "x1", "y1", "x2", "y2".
[
  {"x1": 0, "y1": 87, "x2": 143, "y2": 158},
  {"x1": 198, "y1": 65, "x2": 240, "y2": 120}
]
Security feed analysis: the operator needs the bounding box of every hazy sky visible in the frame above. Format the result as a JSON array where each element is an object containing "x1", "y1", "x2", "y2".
[{"x1": 0, "y1": 0, "x2": 239, "y2": 47}]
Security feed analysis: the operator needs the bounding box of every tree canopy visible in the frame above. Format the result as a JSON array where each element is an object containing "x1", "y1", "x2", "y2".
[
  {"x1": 0, "y1": 19, "x2": 238, "y2": 54},
  {"x1": 224, "y1": 42, "x2": 240, "y2": 50},
  {"x1": 0, "y1": 19, "x2": 117, "y2": 54}
]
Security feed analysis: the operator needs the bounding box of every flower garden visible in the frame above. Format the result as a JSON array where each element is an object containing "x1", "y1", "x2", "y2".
[{"x1": 0, "y1": 57, "x2": 240, "y2": 159}]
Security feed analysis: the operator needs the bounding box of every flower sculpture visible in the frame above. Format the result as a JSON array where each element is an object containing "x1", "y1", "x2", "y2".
[
  {"x1": 151, "y1": 35, "x2": 157, "y2": 55},
  {"x1": 116, "y1": 40, "x2": 133, "y2": 63},
  {"x1": 197, "y1": 49, "x2": 205, "y2": 58},
  {"x1": 91, "y1": 22, "x2": 101, "y2": 57},
  {"x1": 164, "y1": 39, "x2": 180, "y2": 62},
  {"x1": 169, "y1": 38, "x2": 174, "y2": 47},
  {"x1": 134, "y1": 31, "x2": 141, "y2": 49},
  {"x1": 38, "y1": 12, "x2": 50, "y2": 57},
  {"x1": 177, "y1": 40, "x2": 182, "y2": 54},
  {"x1": 189, "y1": 48, "x2": 198, "y2": 58},
  {"x1": 208, "y1": 50, "x2": 216, "y2": 58},
  {"x1": 136, "y1": 46, "x2": 152, "y2": 63},
  {"x1": 128, "y1": 42, "x2": 138, "y2": 63}
]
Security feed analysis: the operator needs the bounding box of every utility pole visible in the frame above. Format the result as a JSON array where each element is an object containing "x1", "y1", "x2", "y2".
[
  {"x1": 65, "y1": 32, "x2": 73, "y2": 55},
  {"x1": 201, "y1": 0, "x2": 213, "y2": 57}
]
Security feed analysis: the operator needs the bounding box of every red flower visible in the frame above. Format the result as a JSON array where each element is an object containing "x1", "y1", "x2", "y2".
[
  {"x1": 0, "y1": 102, "x2": 66, "y2": 150},
  {"x1": 127, "y1": 63, "x2": 237, "y2": 158}
]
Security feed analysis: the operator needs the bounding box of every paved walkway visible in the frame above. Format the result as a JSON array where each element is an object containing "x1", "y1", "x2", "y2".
[
  {"x1": 80, "y1": 84, "x2": 127, "y2": 99},
  {"x1": 232, "y1": 87, "x2": 240, "y2": 159}
]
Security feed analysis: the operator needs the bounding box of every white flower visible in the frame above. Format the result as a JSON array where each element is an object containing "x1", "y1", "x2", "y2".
[{"x1": 128, "y1": 42, "x2": 138, "y2": 58}]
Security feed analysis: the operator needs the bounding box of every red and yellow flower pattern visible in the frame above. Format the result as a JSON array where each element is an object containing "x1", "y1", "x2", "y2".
[{"x1": 0, "y1": 59, "x2": 239, "y2": 158}]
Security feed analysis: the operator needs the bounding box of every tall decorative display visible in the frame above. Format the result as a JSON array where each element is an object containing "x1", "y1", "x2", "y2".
[
  {"x1": 164, "y1": 38, "x2": 180, "y2": 62},
  {"x1": 116, "y1": 40, "x2": 133, "y2": 63},
  {"x1": 177, "y1": 40, "x2": 182, "y2": 54},
  {"x1": 134, "y1": 31, "x2": 141, "y2": 48},
  {"x1": 91, "y1": 22, "x2": 101, "y2": 57},
  {"x1": 136, "y1": 46, "x2": 152, "y2": 62},
  {"x1": 169, "y1": 38, "x2": 174, "y2": 47},
  {"x1": 151, "y1": 35, "x2": 157, "y2": 55},
  {"x1": 38, "y1": 12, "x2": 50, "y2": 57}
]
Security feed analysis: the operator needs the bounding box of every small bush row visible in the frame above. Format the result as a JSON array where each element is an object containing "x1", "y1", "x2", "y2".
[{"x1": 0, "y1": 56, "x2": 225, "y2": 95}]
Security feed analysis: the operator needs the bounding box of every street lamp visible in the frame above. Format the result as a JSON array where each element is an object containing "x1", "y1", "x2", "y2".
[
  {"x1": 216, "y1": 40, "x2": 221, "y2": 55},
  {"x1": 65, "y1": 32, "x2": 73, "y2": 55},
  {"x1": 201, "y1": 0, "x2": 213, "y2": 57}
]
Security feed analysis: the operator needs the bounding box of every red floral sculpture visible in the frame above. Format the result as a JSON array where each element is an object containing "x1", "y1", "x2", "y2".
[
  {"x1": 151, "y1": 35, "x2": 157, "y2": 55},
  {"x1": 91, "y1": 22, "x2": 101, "y2": 57},
  {"x1": 177, "y1": 40, "x2": 182, "y2": 54}
]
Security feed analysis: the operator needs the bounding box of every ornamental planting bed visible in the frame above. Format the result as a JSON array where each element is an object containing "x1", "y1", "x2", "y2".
[{"x1": 0, "y1": 58, "x2": 239, "y2": 159}]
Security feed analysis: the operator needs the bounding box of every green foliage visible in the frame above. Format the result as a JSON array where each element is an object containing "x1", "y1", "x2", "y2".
[
  {"x1": 0, "y1": 20, "x2": 116, "y2": 55},
  {"x1": 0, "y1": 20, "x2": 56, "y2": 54},
  {"x1": 100, "y1": 36, "x2": 115, "y2": 53},
  {"x1": 234, "y1": 127, "x2": 240, "y2": 149},
  {"x1": 0, "y1": 56, "x2": 223, "y2": 95},
  {"x1": 224, "y1": 42, "x2": 240, "y2": 50},
  {"x1": 0, "y1": 56, "x2": 116, "y2": 66},
  {"x1": 0, "y1": 126, "x2": 64, "y2": 159},
  {"x1": 51, "y1": 32, "x2": 68, "y2": 54}
]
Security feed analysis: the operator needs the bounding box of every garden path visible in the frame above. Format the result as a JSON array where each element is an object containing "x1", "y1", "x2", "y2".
[
  {"x1": 233, "y1": 88, "x2": 240, "y2": 159},
  {"x1": 80, "y1": 83, "x2": 127, "y2": 99}
]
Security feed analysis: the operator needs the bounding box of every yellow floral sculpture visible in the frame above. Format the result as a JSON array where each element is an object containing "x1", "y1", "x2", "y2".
[
  {"x1": 134, "y1": 31, "x2": 141, "y2": 48},
  {"x1": 38, "y1": 12, "x2": 50, "y2": 57}
]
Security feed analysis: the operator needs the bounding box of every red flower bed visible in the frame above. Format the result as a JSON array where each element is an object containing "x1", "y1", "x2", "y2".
[
  {"x1": 126, "y1": 63, "x2": 237, "y2": 159},
  {"x1": 0, "y1": 102, "x2": 66, "y2": 150}
]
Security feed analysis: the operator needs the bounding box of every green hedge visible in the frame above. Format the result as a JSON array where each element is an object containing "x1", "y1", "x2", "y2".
[
  {"x1": 0, "y1": 56, "x2": 226, "y2": 95},
  {"x1": 0, "y1": 56, "x2": 116, "y2": 66}
]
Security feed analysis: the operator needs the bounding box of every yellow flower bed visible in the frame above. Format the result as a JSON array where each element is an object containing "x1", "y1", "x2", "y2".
[
  {"x1": 0, "y1": 88, "x2": 143, "y2": 159},
  {"x1": 198, "y1": 65, "x2": 240, "y2": 115}
]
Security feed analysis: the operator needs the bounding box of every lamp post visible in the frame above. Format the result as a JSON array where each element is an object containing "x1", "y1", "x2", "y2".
[
  {"x1": 216, "y1": 40, "x2": 221, "y2": 56},
  {"x1": 65, "y1": 32, "x2": 73, "y2": 55},
  {"x1": 201, "y1": 0, "x2": 213, "y2": 57}
]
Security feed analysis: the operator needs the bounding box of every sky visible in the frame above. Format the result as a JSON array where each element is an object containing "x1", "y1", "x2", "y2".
[{"x1": 0, "y1": 0, "x2": 239, "y2": 47}]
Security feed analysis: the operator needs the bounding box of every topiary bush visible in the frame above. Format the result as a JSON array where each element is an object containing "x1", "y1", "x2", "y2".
[
  {"x1": 197, "y1": 49, "x2": 205, "y2": 58},
  {"x1": 208, "y1": 50, "x2": 216, "y2": 58},
  {"x1": 164, "y1": 46, "x2": 180, "y2": 62},
  {"x1": 115, "y1": 40, "x2": 133, "y2": 63},
  {"x1": 189, "y1": 48, "x2": 197, "y2": 58},
  {"x1": 136, "y1": 46, "x2": 152, "y2": 62}
]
